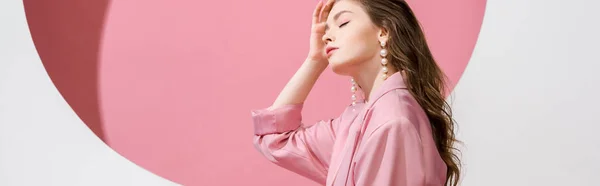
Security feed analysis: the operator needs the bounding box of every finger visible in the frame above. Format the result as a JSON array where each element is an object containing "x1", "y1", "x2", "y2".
[
  {"x1": 319, "y1": 0, "x2": 336, "y2": 23},
  {"x1": 312, "y1": 0, "x2": 324, "y2": 24}
]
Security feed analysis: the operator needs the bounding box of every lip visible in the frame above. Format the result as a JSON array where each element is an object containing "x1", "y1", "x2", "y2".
[{"x1": 326, "y1": 46, "x2": 339, "y2": 57}]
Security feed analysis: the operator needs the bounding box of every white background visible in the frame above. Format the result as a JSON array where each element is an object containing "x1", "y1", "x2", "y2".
[
  {"x1": 452, "y1": 0, "x2": 600, "y2": 185},
  {"x1": 1, "y1": 0, "x2": 599, "y2": 185}
]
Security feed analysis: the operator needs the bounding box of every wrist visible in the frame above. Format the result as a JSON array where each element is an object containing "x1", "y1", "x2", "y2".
[
  {"x1": 304, "y1": 58, "x2": 328, "y2": 69},
  {"x1": 303, "y1": 60, "x2": 328, "y2": 74}
]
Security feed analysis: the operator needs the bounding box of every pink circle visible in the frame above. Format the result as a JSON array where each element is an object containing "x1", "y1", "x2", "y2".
[{"x1": 25, "y1": 0, "x2": 486, "y2": 185}]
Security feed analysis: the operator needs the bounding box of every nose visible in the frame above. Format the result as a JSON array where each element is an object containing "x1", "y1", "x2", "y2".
[{"x1": 322, "y1": 32, "x2": 333, "y2": 45}]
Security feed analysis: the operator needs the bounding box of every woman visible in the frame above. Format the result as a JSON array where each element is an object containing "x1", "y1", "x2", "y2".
[{"x1": 251, "y1": 0, "x2": 461, "y2": 185}]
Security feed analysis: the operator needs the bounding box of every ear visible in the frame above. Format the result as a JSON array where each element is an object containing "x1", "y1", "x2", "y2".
[{"x1": 377, "y1": 27, "x2": 390, "y2": 45}]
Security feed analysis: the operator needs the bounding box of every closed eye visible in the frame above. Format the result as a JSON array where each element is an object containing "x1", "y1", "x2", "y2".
[{"x1": 339, "y1": 21, "x2": 350, "y2": 28}]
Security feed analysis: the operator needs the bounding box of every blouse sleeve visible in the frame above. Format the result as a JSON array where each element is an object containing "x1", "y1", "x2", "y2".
[
  {"x1": 251, "y1": 103, "x2": 342, "y2": 184},
  {"x1": 353, "y1": 118, "x2": 427, "y2": 186}
]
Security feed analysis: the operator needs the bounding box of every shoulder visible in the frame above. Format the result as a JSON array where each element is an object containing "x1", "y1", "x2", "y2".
[
  {"x1": 365, "y1": 117, "x2": 419, "y2": 142},
  {"x1": 363, "y1": 88, "x2": 429, "y2": 138}
]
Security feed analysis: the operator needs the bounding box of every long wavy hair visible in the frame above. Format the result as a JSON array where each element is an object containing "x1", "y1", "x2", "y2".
[{"x1": 353, "y1": 0, "x2": 462, "y2": 185}]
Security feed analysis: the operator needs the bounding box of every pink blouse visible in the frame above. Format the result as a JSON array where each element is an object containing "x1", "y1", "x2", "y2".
[{"x1": 251, "y1": 72, "x2": 447, "y2": 186}]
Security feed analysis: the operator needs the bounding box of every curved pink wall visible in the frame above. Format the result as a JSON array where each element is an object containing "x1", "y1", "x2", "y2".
[
  {"x1": 24, "y1": 0, "x2": 486, "y2": 185},
  {"x1": 24, "y1": 0, "x2": 110, "y2": 141}
]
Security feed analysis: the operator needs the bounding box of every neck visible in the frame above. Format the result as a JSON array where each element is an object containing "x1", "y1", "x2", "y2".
[{"x1": 352, "y1": 61, "x2": 397, "y2": 102}]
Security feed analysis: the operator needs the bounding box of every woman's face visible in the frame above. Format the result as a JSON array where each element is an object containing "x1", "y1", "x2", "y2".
[{"x1": 323, "y1": 0, "x2": 384, "y2": 76}]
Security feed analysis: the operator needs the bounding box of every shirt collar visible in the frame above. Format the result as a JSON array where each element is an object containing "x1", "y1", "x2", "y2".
[{"x1": 363, "y1": 71, "x2": 407, "y2": 103}]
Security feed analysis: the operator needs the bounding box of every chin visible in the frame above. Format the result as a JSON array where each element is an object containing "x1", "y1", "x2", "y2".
[{"x1": 329, "y1": 59, "x2": 354, "y2": 76}]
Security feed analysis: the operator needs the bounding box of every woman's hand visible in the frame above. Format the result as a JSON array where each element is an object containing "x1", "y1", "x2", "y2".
[
  {"x1": 269, "y1": 0, "x2": 336, "y2": 108},
  {"x1": 306, "y1": 0, "x2": 335, "y2": 64}
]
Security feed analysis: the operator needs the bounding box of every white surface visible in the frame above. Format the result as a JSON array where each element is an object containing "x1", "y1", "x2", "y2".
[
  {"x1": 453, "y1": 0, "x2": 600, "y2": 185},
  {"x1": 1, "y1": 0, "x2": 599, "y2": 185},
  {"x1": 0, "y1": 1, "x2": 178, "y2": 186}
]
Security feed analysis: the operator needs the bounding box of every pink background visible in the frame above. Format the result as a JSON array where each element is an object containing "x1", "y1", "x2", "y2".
[{"x1": 24, "y1": 0, "x2": 485, "y2": 185}]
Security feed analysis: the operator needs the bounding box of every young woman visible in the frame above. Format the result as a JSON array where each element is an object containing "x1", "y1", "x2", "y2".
[{"x1": 250, "y1": 0, "x2": 461, "y2": 185}]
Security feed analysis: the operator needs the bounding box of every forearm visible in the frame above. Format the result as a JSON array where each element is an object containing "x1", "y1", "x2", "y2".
[{"x1": 271, "y1": 59, "x2": 328, "y2": 109}]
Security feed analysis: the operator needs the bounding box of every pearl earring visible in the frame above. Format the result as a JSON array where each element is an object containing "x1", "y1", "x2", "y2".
[
  {"x1": 351, "y1": 78, "x2": 357, "y2": 105},
  {"x1": 380, "y1": 40, "x2": 389, "y2": 80}
]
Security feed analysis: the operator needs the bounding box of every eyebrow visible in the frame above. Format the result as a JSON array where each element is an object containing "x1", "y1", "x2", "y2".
[{"x1": 325, "y1": 10, "x2": 353, "y2": 31}]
